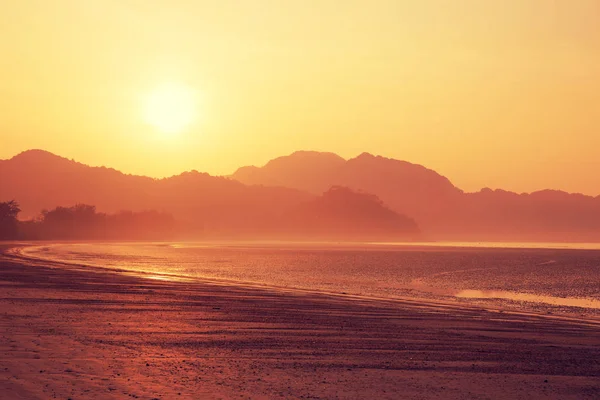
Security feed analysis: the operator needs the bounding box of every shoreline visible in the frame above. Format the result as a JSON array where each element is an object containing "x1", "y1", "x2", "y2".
[
  {"x1": 1, "y1": 244, "x2": 600, "y2": 399},
  {"x1": 10, "y1": 242, "x2": 600, "y2": 325}
]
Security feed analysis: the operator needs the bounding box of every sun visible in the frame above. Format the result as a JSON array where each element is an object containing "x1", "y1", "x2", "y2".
[{"x1": 143, "y1": 83, "x2": 197, "y2": 134}]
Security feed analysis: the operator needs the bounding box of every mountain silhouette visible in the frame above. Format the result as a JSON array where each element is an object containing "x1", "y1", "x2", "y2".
[
  {"x1": 233, "y1": 151, "x2": 461, "y2": 233},
  {"x1": 0, "y1": 150, "x2": 418, "y2": 240},
  {"x1": 4, "y1": 149, "x2": 600, "y2": 241},
  {"x1": 0, "y1": 150, "x2": 157, "y2": 217},
  {"x1": 0, "y1": 150, "x2": 312, "y2": 237},
  {"x1": 459, "y1": 188, "x2": 600, "y2": 241},
  {"x1": 232, "y1": 151, "x2": 600, "y2": 241},
  {"x1": 233, "y1": 151, "x2": 346, "y2": 193},
  {"x1": 280, "y1": 186, "x2": 420, "y2": 241}
]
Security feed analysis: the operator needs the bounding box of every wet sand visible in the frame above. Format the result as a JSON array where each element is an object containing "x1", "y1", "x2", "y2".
[{"x1": 1, "y1": 246, "x2": 600, "y2": 399}]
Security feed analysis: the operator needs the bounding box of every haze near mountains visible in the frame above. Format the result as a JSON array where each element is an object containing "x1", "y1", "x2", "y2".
[
  {"x1": 232, "y1": 151, "x2": 600, "y2": 242},
  {"x1": 2, "y1": 149, "x2": 600, "y2": 241},
  {"x1": 0, "y1": 150, "x2": 418, "y2": 241}
]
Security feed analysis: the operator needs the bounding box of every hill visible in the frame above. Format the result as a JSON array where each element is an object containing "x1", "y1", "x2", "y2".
[
  {"x1": 280, "y1": 186, "x2": 420, "y2": 241},
  {"x1": 233, "y1": 151, "x2": 462, "y2": 233},
  {"x1": 232, "y1": 151, "x2": 600, "y2": 241},
  {"x1": 232, "y1": 151, "x2": 346, "y2": 193},
  {"x1": 0, "y1": 150, "x2": 421, "y2": 241},
  {"x1": 0, "y1": 150, "x2": 312, "y2": 237}
]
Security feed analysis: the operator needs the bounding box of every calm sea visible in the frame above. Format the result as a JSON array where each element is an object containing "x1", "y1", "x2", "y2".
[{"x1": 20, "y1": 241, "x2": 600, "y2": 317}]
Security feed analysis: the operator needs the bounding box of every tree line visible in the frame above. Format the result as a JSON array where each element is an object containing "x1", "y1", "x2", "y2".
[{"x1": 0, "y1": 201, "x2": 175, "y2": 240}]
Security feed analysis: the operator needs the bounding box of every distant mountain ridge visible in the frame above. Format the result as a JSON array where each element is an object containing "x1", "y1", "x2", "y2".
[
  {"x1": 0, "y1": 149, "x2": 418, "y2": 240},
  {"x1": 232, "y1": 151, "x2": 600, "y2": 241},
  {"x1": 3, "y1": 148, "x2": 600, "y2": 241},
  {"x1": 281, "y1": 186, "x2": 420, "y2": 241},
  {"x1": 232, "y1": 151, "x2": 462, "y2": 234}
]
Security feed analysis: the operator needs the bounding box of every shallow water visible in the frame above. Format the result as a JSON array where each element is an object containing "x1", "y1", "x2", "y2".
[{"x1": 21, "y1": 241, "x2": 600, "y2": 316}]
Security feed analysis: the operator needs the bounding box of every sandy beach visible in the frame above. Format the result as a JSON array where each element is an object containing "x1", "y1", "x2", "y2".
[{"x1": 1, "y1": 244, "x2": 600, "y2": 399}]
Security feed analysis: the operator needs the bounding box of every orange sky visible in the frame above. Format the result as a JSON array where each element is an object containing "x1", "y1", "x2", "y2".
[{"x1": 1, "y1": 1, "x2": 599, "y2": 194}]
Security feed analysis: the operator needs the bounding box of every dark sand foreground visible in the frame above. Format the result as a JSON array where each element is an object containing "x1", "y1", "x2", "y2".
[{"x1": 1, "y1": 246, "x2": 600, "y2": 399}]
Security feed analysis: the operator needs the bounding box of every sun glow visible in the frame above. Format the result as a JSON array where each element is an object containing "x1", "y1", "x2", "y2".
[{"x1": 143, "y1": 83, "x2": 197, "y2": 134}]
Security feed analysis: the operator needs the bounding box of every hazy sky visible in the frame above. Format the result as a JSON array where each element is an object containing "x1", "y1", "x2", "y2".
[{"x1": 1, "y1": 0, "x2": 599, "y2": 194}]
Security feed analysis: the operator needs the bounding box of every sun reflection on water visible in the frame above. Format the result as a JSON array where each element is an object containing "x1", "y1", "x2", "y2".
[{"x1": 456, "y1": 289, "x2": 600, "y2": 309}]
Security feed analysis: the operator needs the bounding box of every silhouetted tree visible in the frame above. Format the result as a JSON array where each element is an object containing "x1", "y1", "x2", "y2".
[
  {"x1": 281, "y1": 186, "x2": 420, "y2": 240},
  {"x1": 32, "y1": 204, "x2": 175, "y2": 239},
  {"x1": 0, "y1": 200, "x2": 21, "y2": 239}
]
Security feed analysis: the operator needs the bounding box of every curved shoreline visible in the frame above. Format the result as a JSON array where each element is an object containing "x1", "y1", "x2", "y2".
[
  {"x1": 5, "y1": 242, "x2": 600, "y2": 327},
  {"x1": 1, "y1": 242, "x2": 600, "y2": 399}
]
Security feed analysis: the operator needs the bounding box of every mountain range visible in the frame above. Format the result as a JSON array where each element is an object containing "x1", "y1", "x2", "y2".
[
  {"x1": 2, "y1": 149, "x2": 600, "y2": 241},
  {"x1": 0, "y1": 150, "x2": 418, "y2": 241},
  {"x1": 233, "y1": 151, "x2": 600, "y2": 241}
]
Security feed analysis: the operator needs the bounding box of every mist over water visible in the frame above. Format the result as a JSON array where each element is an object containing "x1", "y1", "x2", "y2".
[{"x1": 21, "y1": 242, "x2": 600, "y2": 317}]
